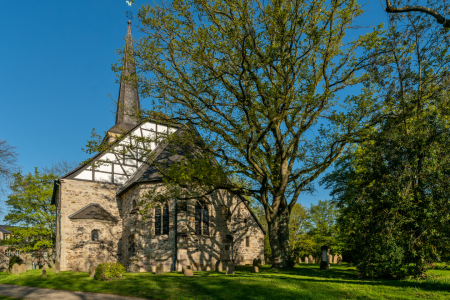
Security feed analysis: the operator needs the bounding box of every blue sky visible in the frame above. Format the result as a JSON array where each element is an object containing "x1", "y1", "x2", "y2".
[{"x1": 0, "y1": 0, "x2": 389, "y2": 220}]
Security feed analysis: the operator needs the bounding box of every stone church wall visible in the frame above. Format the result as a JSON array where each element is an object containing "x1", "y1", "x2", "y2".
[
  {"x1": 121, "y1": 183, "x2": 265, "y2": 272},
  {"x1": 57, "y1": 179, "x2": 123, "y2": 271}
]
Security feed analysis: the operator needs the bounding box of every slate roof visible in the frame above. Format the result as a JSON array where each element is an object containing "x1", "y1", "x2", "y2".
[
  {"x1": 114, "y1": 20, "x2": 140, "y2": 127},
  {"x1": 115, "y1": 127, "x2": 267, "y2": 235},
  {"x1": 0, "y1": 225, "x2": 15, "y2": 234},
  {"x1": 117, "y1": 127, "x2": 194, "y2": 196}
]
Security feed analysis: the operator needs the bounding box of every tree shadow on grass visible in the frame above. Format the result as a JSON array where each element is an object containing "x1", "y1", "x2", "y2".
[{"x1": 1, "y1": 267, "x2": 449, "y2": 300}]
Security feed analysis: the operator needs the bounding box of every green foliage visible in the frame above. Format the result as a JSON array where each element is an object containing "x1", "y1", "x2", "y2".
[
  {"x1": 8, "y1": 255, "x2": 23, "y2": 270},
  {"x1": 94, "y1": 262, "x2": 126, "y2": 281},
  {"x1": 2, "y1": 168, "x2": 56, "y2": 253},
  {"x1": 81, "y1": 0, "x2": 387, "y2": 267},
  {"x1": 306, "y1": 200, "x2": 339, "y2": 253},
  {"x1": 322, "y1": 9, "x2": 450, "y2": 278}
]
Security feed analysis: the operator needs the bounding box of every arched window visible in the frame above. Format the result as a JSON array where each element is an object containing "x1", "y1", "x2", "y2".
[
  {"x1": 195, "y1": 202, "x2": 209, "y2": 236},
  {"x1": 132, "y1": 200, "x2": 137, "y2": 209},
  {"x1": 195, "y1": 203, "x2": 202, "y2": 235},
  {"x1": 163, "y1": 204, "x2": 169, "y2": 235},
  {"x1": 155, "y1": 207, "x2": 161, "y2": 235},
  {"x1": 91, "y1": 230, "x2": 99, "y2": 241},
  {"x1": 202, "y1": 206, "x2": 209, "y2": 235},
  {"x1": 155, "y1": 204, "x2": 170, "y2": 236}
]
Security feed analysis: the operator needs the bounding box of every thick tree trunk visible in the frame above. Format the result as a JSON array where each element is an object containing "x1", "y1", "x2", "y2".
[{"x1": 268, "y1": 206, "x2": 290, "y2": 268}]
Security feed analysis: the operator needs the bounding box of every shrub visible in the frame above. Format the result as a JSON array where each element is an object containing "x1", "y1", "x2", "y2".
[
  {"x1": 8, "y1": 255, "x2": 23, "y2": 270},
  {"x1": 94, "y1": 262, "x2": 126, "y2": 281}
]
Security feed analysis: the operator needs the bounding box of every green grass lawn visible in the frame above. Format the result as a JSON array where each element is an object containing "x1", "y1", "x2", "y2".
[{"x1": 0, "y1": 264, "x2": 449, "y2": 300}]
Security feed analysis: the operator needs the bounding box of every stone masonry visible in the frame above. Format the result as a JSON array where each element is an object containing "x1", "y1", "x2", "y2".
[
  {"x1": 56, "y1": 179, "x2": 123, "y2": 272},
  {"x1": 55, "y1": 179, "x2": 264, "y2": 273},
  {"x1": 121, "y1": 183, "x2": 265, "y2": 273}
]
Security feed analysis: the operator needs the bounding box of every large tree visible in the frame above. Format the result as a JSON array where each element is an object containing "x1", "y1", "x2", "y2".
[
  {"x1": 88, "y1": 0, "x2": 385, "y2": 267},
  {"x1": 322, "y1": 7, "x2": 450, "y2": 278}
]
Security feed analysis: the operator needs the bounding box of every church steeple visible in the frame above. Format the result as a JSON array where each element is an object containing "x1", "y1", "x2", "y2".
[{"x1": 115, "y1": 20, "x2": 140, "y2": 126}]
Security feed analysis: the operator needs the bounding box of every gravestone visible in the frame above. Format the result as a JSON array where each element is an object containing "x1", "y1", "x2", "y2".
[
  {"x1": 89, "y1": 265, "x2": 96, "y2": 277},
  {"x1": 253, "y1": 258, "x2": 262, "y2": 267},
  {"x1": 226, "y1": 261, "x2": 235, "y2": 275},
  {"x1": 298, "y1": 257, "x2": 302, "y2": 264},
  {"x1": 308, "y1": 255, "x2": 314, "y2": 264},
  {"x1": 26, "y1": 254, "x2": 33, "y2": 271},
  {"x1": 251, "y1": 266, "x2": 259, "y2": 273},
  {"x1": 183, "y1": 265, "x2": 193, "y2": 277},
  {"x1": 11, "y1": 264, "x2": 19, "y2": 275},
  {"x1": 333, "y1": 255, "x2": 337, "y2": 264},
  {"x1": 55, "y1": 261, "x2": 60, "y2": 275},
  {"x1": 19, "y1": 264, "x2": 27, "y2": 274},
  {"x1": 215, "y1": 260, "x2": 223, "y2": 272},
  {"x1": 155, "y1": 263, "x2": 164, "y2": 275},
  {"x1": 42, "y1": 269, "x2": 47, "y2": 278},
  {"x1": 337, "y1": 255, "x2": 342, "y2": 265},
  {"x1": 320, "y1": 246, "x2": 330, "y2": 270}
]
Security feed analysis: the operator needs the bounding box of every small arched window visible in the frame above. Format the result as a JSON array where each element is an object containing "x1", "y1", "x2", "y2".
[
  {"x1": 155, "y1": 204, "x2": 170, "y2": 235},
  {"x1": 163, "y1": 204, "x2": 169, "y2": 235},
  {"x1": 195, "y1": 202, "x2": 209, "y2": 236},
  {"x1": 91, "y1": 230, "x2": 99, "y2": 241},
  {"x1": 132, "y1": 200, "x2": 137, "y2": 209},
  {"x1": 155, "y1": 207, "x2": 161, "y2": 235}
]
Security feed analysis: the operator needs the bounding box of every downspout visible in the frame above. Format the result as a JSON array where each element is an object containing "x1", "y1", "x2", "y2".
[{"x1": 173, "y1": 197, "x2": 178, "y2": 272}]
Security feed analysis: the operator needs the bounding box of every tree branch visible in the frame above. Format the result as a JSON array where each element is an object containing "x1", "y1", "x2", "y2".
[{"x1": 385, "y1": 0, "x2": 450, "y2": 28}]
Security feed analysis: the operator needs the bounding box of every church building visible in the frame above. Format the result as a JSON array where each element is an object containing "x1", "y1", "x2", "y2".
[{"x1": 51, "y1": 21, "x2": 265, "y2": 273}]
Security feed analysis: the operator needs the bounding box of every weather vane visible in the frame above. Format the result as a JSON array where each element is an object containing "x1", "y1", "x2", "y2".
[{"x1": 126, "y1": 1, "x2": 134, "y2": 20}]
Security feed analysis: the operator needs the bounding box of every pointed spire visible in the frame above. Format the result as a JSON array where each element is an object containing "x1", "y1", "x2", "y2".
[{"x1": 115, "y1": 20, "x2": 140, "y2": 126}]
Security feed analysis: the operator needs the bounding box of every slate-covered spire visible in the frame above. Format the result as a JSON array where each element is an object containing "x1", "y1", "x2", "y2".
[{"x1": 115, "y1": 20, "x2": 140, "y2": 127}]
